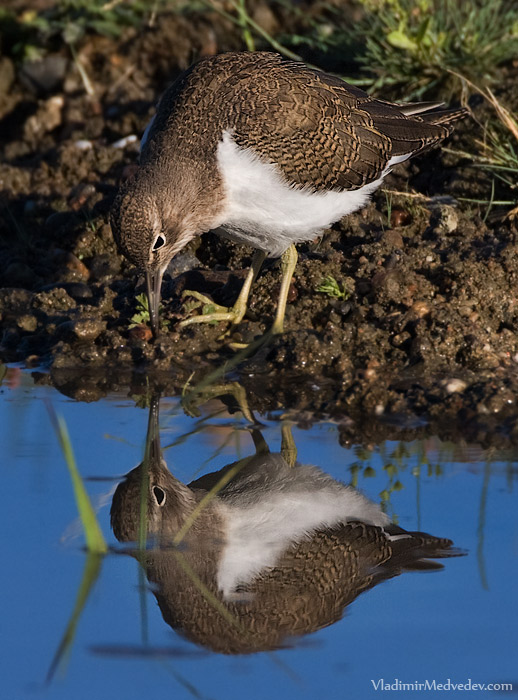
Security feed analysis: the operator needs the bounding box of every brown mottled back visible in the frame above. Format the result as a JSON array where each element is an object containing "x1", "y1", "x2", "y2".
[{"x1": 142, "y1": 52, "x2": 465, "y2": 192}]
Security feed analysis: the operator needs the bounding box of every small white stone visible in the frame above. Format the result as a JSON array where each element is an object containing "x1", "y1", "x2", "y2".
[
  {"x1": 445, "y1": 378, "x2": 467, "y2": 394},
  {"x1": 74, "y1": 139, "x2": 92, "y2": 150},
  {"x1": 112, "y1": 134, "x2": 138, "y2": 149},
  {"x1": 374, "y1": 404, "x2": 384, "y2": 415}
]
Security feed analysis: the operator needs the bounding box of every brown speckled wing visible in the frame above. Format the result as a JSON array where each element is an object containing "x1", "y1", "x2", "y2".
[
  {"x1": 141, "y1": 52, "x2": 464, "y2": 193},
  {"x1": 227, "y1": 54, "x2": 460, "y2": 191},
  {"x1": 247, "y1": 520, "x2": 454, "y2": 596}
]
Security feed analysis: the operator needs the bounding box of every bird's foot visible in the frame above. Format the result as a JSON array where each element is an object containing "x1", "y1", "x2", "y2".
[{"x1": 179, "y1": 290, "x2": 247, "y2": 330}]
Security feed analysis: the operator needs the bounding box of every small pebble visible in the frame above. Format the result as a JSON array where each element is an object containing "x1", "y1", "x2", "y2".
[
  {"x1": 61, "y1": 282, "x2": 93, "y2": 301},
  {"x1": 129, "y1": 325, "x2": 153, "y2": 342},
  {"x1": 25, "y1": 355, "x2": 40, "y2": 368},
  {"x1": 392, "y1": 331, "x2": 410, "y2": 347},
  {"x1": 74, "y1": 140, "x2": 93, "y2": 151},
  {"x1": 444, "y1": 378, "x2": 468, "y2": 394},
  {"x1": 0, "y1": 56, "x2": 15, "y2": 96},
  {"x1": 56, "y1": 251, "x2": 90, "y2": 280},
  {"x1": 430, "y1": 203, "x2": 459, "y2": 234},
  {"x1": 23, "y1": 200, "x2": 37, "y2": 216},
  {"x1": 68, "y1": 183, "x2": 96, "y2": 211},
  {"x1": 383, "y1": 229, "x2": 404, "y2": 248},
  {"x1": 112, "y1": 134, "x2": 138, "y2": 149},
  {"x1": 390, "y1": 208, "x2": 412, "y2": 227},
  {"x1": 410, "y1": 300, "x2": 431, "y2": 318},
  {"x1": 3, "y1": 262, "x2": 41, "y2": 288},
  {"x1": 16, "y1": 315, "x2": 38, "y2": 332},
  {"x1": 167, "y1": 251, "x2": 201, "y2": 277},
  {"x1": 72, "y1": 318, "x2": 106, "y2": 342},
  {"x1": 23, "y1": 95, "x2": 64, "y2": 140},
  {"x1": 44, "y1": 210, "x2": 73, "y2": 232},
  {"x1": 19, "y1": 55, "x2": 67, "y2": 95},
  {"x1": 89, "y1": 253, "x2": 121, "y2": 281},
  {"x1": 287, "y1": 281, "x2": 298, "y2": 303}
]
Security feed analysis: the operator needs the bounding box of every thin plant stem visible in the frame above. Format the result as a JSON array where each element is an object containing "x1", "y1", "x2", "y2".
[{"x1": 47, "y1": 402, "x2": 107, "y2": 554}]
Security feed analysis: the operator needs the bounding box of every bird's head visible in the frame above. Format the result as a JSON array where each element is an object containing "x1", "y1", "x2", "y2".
[
  {"x1": 110, "y1": 170, "x2": 196, "y2": 336},
  {"x1": 110, "y1": 398, "x2": 197, "y2": 543}
]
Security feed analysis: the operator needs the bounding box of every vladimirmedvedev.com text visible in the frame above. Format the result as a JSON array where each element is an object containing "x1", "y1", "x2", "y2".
[{"x1": 371, "y1": 679, "x2": 513, "y2": 692}]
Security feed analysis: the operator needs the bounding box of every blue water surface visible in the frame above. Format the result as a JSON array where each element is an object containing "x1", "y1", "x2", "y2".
[{"x1": 1, "y1": 371, "x2": 516, "y2": 700}]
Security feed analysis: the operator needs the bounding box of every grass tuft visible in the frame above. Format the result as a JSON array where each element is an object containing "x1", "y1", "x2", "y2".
[
  {"x1": 316, "y1": 275, "x2": 350, "y2": 300},
  {"x1": 285, "y1": 0, "x2": 518, "y2": 99},
  {"x1": 357, "y1": 0, "x2": 518, "y2": 98},
  {"x1": 444, "y1": 73, "x2": 518, "y2": 215}
]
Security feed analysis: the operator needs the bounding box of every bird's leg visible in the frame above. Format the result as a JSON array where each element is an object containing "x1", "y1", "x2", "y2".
[
  {"x1": 270, "y1": 244, "x2": 298, "y2": 336},
  {"x1": 250, "y1": 428, "x2": 270, "y2": 456},
  {"x1": 280, "y1": 422, "x2": 297, "y2": 468},
  {"x1": 229, "y1": 245, "x2": 298, "y2": 350},
  {"x1": 179, "y1": 249, "x2": 266, "y2": 328},
  {"x1": 181, "y1": 380, "x2": 257, "y2": 423}
]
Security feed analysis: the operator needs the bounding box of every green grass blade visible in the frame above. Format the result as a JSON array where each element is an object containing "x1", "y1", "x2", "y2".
[
  {"x1": 47, "y1": 552, "x2": 103, "y2": 682},
  {"x1": 47, "y1": 403, "x2": 107, "y2": 553}
]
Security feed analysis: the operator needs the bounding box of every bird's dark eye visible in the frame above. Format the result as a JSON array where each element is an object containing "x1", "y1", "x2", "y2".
[
  {"x1": 152, "y1": 234, "x2": 166, "y2": 251},
  {"x1": 152, "y1": 486, "x2": 166, "y2": 506}
]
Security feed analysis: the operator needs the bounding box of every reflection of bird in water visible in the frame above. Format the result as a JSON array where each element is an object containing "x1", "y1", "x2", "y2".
[{"x1": 111, "y1": 398, "x2": 459, "y2": 654}]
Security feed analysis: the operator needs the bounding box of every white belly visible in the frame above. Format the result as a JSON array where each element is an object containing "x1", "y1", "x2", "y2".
[{"x1": 215, "y1": 131, "x2": 397, "y2": 258}]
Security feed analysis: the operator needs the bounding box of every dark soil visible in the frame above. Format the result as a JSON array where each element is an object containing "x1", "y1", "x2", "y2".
[{"x1": 2, "y1": 3, "x2": 518, "y2": 444}]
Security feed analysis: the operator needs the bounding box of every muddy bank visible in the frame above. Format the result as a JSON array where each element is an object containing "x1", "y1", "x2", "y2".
[{"x1": 1, "y1": 5, "x2": 518, "y2": 434}]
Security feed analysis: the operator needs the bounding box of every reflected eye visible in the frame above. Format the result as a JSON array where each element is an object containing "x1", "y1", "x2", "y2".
[
  {"x1": 153, "y1": 486, "x2": 166, "y2": 506},
  {"x1": 152, "y1": 234, "x2": 166, "y2": 251}
]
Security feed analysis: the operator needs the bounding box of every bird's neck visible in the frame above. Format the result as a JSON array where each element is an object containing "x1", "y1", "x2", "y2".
[{"x1": 143, "y1": 150, "x2": 226, "y2": 237}]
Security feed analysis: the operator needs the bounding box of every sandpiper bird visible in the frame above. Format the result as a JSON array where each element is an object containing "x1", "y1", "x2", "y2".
[
  {"x1": 110, "y1": 51, "x2": 465, "y2": 338},
  {"x1": 111, "y1": 398, "x2": 459, "y2": 653}
]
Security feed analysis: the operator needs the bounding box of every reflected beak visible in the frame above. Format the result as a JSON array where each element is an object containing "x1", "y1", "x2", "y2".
[
  {"x1": 146, "y1": 395, "x2": 162, "y2": 472},
  {"x1": 145, "y1": 269, "x2": 164, "y2": 338}
]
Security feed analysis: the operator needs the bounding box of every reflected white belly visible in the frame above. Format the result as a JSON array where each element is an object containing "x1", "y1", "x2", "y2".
[{"x1": 216, "y1": 475, "x2": 391, "y2": 599}]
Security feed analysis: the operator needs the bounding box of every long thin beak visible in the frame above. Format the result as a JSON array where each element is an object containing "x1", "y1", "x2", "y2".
[{"x1": 145, "y1": 269, "x2": 164, "y2": 338}]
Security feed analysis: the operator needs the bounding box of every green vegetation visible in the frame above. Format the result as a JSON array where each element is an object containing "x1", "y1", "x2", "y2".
[
  {"x1": 316, "y1": 275, "x2": 350, "y2": 301},
  {"x1": 0, "y1": 0, "x2": 153, "y2": 61},
  {"x1": 0, "y1": 0, "x2": 158, "y2": 93},
  {"x1": 280, "y1": 0, "x2": 518, "y2": 99},
  {"x1": 4, "y1": 0, "x2": 517, "y2": 101},
  {"x1": 351, "y1": 0, "x2": 518, "y2": 98},
  {"x1": 130, "y1": 292, "x2": 169, "y2": 330},
  {"x1": 47, "y1": 403, "x2": 107, "y2": 553},
  {"x1": 348, "y1": 440, "x2": 445, "y2": 521},
  {"x1": 47, "y1": 552, "x2": 104, "y2": 681},
  {"x1": 467, "y1": 117, "x2": 518, "y2": 215},
  {"x1": 446, "y1": 82, "x2": 518, "y2": 215},
  {"x1": 129, "y1": 293, "x2": 151, "y2": 328}
]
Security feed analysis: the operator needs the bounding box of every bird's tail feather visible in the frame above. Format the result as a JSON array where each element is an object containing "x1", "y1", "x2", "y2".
[{"x1": 418, "y1": 106, "x2": 468, "y2": 127}]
